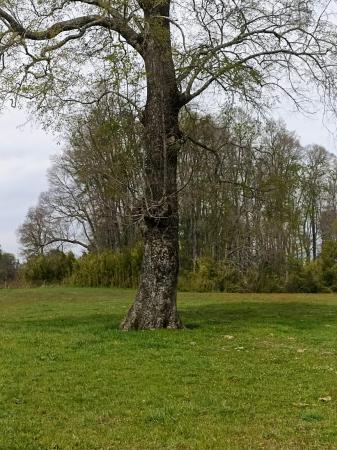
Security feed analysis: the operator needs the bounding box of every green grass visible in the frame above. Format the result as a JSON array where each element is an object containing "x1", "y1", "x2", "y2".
[{"x1": 1, "y1": 289, "x2": 337, "y2": 449}]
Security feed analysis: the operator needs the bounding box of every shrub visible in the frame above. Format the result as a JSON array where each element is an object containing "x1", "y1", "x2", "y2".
[
  {"x1": 0, "y1": 250, "x2": 17, "y2": 285},
  {"x1": 320, "y1": 240, "x2": 337, "y2": 290},
  {"x1": 22, "y1": 250, "x2": 75, "y2": 285},
  {"x1": 178, "y1": 257, "x2": 242, "y2": 292},
  {"x1": 71, "y1": 244, "x2": 143, "y2": 288},
  {"x1": 286, "y1": 260, "x2": 324, "y2": 293}
]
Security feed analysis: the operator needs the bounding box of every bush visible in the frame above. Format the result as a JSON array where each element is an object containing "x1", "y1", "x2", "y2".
[
  {"x1": 178, "y1": 257, "x2": 242, "y2": 292},
  {"x1": 286, "y1": 260, "x2": 324, "y2": 293},
  {"x1": 0, "y1": 250, "x2": 17, "y2": 286},
  {"x1": 22, "y1": 250, "x2": 75, "y2": 285},
  {"x1": 71, "y1": 244, "x2": 143, "y2": 288},
  {"x1": 320, "y1": 240, "x2": 337, "y2": 290}
]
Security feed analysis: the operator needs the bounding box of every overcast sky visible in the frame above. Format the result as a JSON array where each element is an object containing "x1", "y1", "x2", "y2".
[
  {"x1": 0, "y1": 105, "x2": 336, "y2": 258},
  {"x1": 0, "y1": 109, "x2": 59, "y2": 257}
]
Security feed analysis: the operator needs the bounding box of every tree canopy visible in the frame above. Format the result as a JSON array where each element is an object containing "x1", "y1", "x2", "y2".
[{"x1": 1, "y1": 1, "x2": 336, "y2": 117}]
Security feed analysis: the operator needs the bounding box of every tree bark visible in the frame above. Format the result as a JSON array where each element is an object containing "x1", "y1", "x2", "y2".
[
  {"x1": 121, "y1": 1, "x2": 183, "y2": 330},
  {"x1": 311, "y1": 215, "x2": 317, "y2": 260}
]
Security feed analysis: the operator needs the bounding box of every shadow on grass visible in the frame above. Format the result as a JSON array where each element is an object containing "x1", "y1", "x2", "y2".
[
  {"x1": 3, "y1": 300, "x2": 337, "y2": 333},
  {"x1": 2, "y1": 313, "x2": 121, "y2": 332},
  {"x1": 181, "y1": 301, "x2": 337, "y2": 331}
]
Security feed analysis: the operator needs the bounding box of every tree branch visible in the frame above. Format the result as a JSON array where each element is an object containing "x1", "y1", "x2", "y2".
[
  {"x1": 0, "y1": 7, "x2": 144, "y2": 54},
  {"x1": 42, "y1": 237, "x2": 91, "y2": 250}
]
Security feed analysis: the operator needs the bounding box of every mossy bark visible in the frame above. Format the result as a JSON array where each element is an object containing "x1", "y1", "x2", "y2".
[{"x1": 121, "y1": 1, "x2": 183, "y2": 330}]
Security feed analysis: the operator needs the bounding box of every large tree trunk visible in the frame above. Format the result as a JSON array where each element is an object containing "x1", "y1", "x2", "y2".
[{"x1": 121, "y1": 1, "x2": 183, "y2": 330}]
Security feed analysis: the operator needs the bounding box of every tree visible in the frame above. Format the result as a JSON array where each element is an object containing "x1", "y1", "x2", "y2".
[
  {"x1": 17, "y1": 200, "x2": 61, "y2": 257},
  {"x1": 302, "y1": 145, "x2": 330, "y2": 260},
  {"x1": 17, "y1": 193, "x2": 92, "y2": 256},
  {"x1": 0, "y1": 247, "x2": 17, "y2": 285},
  {"x1": 321, "y1": 159, "x2": 337, "y2": 242},
  {"x1": 51, "y1": 101, "x2": 142, "y2": 252},
  {"x1": 18, "y1": 100, "x2": 142, "y2": 256},
  {"x1": 1, "y1": 1, "x2": 337, "y2": 329}
]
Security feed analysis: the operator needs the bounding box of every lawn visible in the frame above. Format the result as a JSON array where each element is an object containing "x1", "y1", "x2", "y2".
[{"x1": 1, "y1": 289, "x2": 337, "y2": 449}]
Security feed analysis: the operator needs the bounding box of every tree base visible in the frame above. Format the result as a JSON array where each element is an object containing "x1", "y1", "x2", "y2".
[
  {"x1": 121, "y1": 211, "x2": 183, "y2": 330},
  {"x1": 120, "y1": 290, "x2": 183, "y2": 330}
]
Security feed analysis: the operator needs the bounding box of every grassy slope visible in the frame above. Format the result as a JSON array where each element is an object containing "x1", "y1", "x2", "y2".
[{"x1": 1, "y1": 289, "x2": 337, "y2": 449}]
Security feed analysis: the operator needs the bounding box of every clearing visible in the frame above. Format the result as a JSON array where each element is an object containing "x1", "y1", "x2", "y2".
[{"x1": 1, "y1": 288, "x2": 337, "y2": 449}]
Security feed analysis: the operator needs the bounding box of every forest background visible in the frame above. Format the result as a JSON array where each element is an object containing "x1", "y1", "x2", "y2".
[{"x1": 2, "y1": 104, "x2": 337, "y2": 294}]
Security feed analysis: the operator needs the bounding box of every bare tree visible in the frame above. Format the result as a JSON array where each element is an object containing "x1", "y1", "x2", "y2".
[
  {"x1": 17, "y1": 202, "x2": 56, "y2": 257},
  {"x1": 25, "y1": 101, "x2": 142, "y2": 254},
  {"x1": 301, "y1": 145, "x2": 330, "y2": 260},
  {"x1": 17, "y1": 192, "x2": 91, "y2": 257},
  {"x1": 1, "y1": 0, "x2": 337, "y2": 329}
]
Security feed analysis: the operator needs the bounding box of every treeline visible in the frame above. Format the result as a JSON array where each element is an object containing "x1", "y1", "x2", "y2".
[
  {"x1": 17, "y1": 239, "x2": 337, "y2": 293},
  {"x1": 16, "y1": 102, "x2": 337, "y2": 292}
]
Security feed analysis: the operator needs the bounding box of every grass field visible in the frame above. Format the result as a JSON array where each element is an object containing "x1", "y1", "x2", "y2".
[{"x1": 1, "y1": 289, "x2": 337, "y2": 449}]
